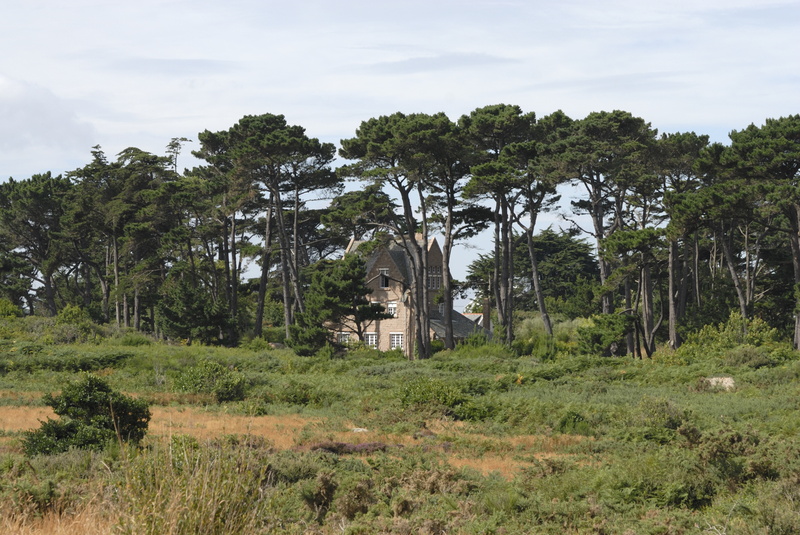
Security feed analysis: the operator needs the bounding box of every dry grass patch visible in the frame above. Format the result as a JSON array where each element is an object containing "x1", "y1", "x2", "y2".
[
  {"x1": 0, "y1": 501, "x2": 115, "y2": 535},
  {"x1": 0, "y1": 400, "x2": 590, "y2": 482},
  {"x1": 146, "y1": 407, "x2": 320, "y2": 449},
  {"x1": 448, "y1": 455, "x2": 527, "y2": 479},
  {"x1": 0, "y1": 406, "x2": 54, "y2": 432}
]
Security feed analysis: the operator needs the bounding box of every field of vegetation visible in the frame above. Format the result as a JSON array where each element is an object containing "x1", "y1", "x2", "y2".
[{"x1": 1, "y1": 312, "x2": 799, "y2": 535}]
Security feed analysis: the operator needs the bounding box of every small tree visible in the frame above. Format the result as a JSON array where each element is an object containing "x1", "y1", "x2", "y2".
[
  {"x1": 289, "y1": 254, "x2": 390, "y2": 355},
  {"x1": 22, "y1": 374, "x2": 151, "y2": 456}
]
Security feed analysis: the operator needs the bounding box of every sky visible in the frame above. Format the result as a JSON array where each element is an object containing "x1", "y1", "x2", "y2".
[{"x1": 2, "y1": 0, "x2": 799, "y2": 300}]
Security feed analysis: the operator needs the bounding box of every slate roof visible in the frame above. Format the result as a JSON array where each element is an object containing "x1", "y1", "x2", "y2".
[
  {"x1": 348, "y1": 236, "x2": 431, "y2": 284},
  {"x1": 429, "y1": 309, "x2": 481, "y2": 340}
]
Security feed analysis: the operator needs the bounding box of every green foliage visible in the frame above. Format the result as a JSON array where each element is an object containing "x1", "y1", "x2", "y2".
[
  {"x1": 0, "y1": 346, "x2": 133, "y2": 374},
  {"x1": 673, "y1": 311, "x2": 791, "y2": 364},
  {"x1": 0, "y1": 297, "x2": 22, "y2": 318},
  {"x1": 400, "y1": 377, "x2": 466, "y2": 411},
  {"x1": 56, "y1": 304, "x2": 91, "y2": 325},
  {"x1": 289, "y1": 254, "x2": 390, "y2": 356},
  {"x1": 555, "y1": 408, "x2": 592, "y2": 435},
  {"x1": 174, "y1": 359, "x2": 247, "y2": 402},
  {"x1": 3, "y1": 300, "x2": 800, "y2": 532},
  {"x1": 466, "y1": 229, "x2": 601, "y2": 319},
  {"x1": 576, "y1": 314, "x2": 634, "y2": 356},
  {"x1": 157, "y1": 267, "x2": 232, "y2": 346},
  {"x1": 22, "y1": 374, "x2": 150, "y2": 456},
  {"x1": 114, "y1": 331, "x2": 154, "y2": 347}
]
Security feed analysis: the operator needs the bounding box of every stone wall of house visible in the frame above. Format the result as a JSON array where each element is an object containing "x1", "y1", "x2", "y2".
[
  {"x1": 363, "y1": 247, "x2": 413, "y2": 355},
  {"x1": 344, "y1": 237, "x2": 446, "y2": 357}
]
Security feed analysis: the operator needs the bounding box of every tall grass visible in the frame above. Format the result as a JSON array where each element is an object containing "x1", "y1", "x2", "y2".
[{"x1": 117, "y1": 436, "x2": 277, "y2": 535}]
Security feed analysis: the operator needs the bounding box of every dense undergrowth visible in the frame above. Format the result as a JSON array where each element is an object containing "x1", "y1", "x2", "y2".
[{"x1": 1, "y1": 312, "x2": 800, "y2": 533}]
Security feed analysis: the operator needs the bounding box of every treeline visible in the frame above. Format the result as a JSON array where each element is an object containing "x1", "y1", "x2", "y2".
[{"x1": 0, "y1": 106, "x2": 798, "y2": 356}]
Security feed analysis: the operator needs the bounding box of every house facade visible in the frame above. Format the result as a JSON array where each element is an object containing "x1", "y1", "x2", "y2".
[{"x1": 340, "y1": 236, "x2": 478, "y2": 357}]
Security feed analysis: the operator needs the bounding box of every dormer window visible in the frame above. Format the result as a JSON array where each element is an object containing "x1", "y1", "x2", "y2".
[{"x1": 379, "y1": 268, "x2": 390, "y2": 288}]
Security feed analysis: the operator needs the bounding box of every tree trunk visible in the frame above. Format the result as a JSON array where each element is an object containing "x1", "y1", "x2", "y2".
[
  {"x1": 788, "y1": 207, "x2": 800, "y2": 350},
  {"x1": 624, "y1": 277, "x2": 635, "y2": 356},
  {"x1": 442, "y1": 212, "x2": 455, "y2": 350},
  {"x1": 721, "y1": 228, "x2": 748, "y2": 337},
  {"x1": 499, "y1": 197, "x2": 514, "y2": 345},
  {"x1": 280, "y1": 242, "x2": 293, "y2": 340},
  {"x1": 492, "y1": 205, "x2": 504, "y2": 335},
  {"x1": 668, "y1": 239, "x2": 681, "y2": 349},
  {"x1": 524, "y1": 228, "x2": 552, "y2": 335},
  {"x1": 113, "y1": 236, "x2": 120, "y2": 327},
  {"x1": 43, "y1": 273, "x2": 57, "y2": 316},
  {"x1": 254, "y1": 199, "x2": 275, "y2": 338},
  {"x1": 694, "y1": 233, "x2": 702, "y2": 308},
  {"x1": 640, "y1": 261, "x2": 654, "y2": 355},
  {"x1": 134, "y1": 289, "x2": 140, "y2": 331}
]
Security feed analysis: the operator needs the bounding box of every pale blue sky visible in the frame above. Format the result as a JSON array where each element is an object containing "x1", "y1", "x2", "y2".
[{"x1": 1, "y1": 0, "x2": 798, "y2": 292}]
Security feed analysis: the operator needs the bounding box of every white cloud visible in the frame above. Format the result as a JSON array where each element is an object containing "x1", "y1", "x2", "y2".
[
  {"x1": 0, "y1": 75, "x2": 97, "y2": 178},
  {"x1": 0, "y1": 76, "x2": 95, "y2": 152}
]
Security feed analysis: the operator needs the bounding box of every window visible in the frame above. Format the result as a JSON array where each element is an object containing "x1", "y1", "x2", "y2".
[
  {"x1": 387, "y1": 302, "x2": 397, "y2": 317},
  {"x1": 337, "y1": 332, "x2": 351, "y2": 345},
  {"x1": 428, "y1": 265, "x2": 442, "y2": 290},
  {"x1": 365, "y1": 333, "x2": 377, "y2": 349},
  {"x1": 390, "y1": 333, "x2": 403, "y2": 350},
  {"x1": 438, "y1": 302, "x2": 445, "y2": 314},
  {"x1": 379, "y1": 268, "x2": 390, "y2": 288}
]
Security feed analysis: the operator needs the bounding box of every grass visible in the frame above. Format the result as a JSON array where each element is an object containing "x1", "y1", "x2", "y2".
[{"x1": 2, "y1": 313, "x2": 800, "y2": 532}]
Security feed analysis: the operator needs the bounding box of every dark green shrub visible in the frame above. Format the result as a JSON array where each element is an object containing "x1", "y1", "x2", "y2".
[
  {"x1": 399, "y1": 377, "x2": 467, "y2": 415},
  {"x1": 696, "y1": 428, "x2": 778, "y2": 486},
  {"x1": 21, "y1": 419, "x2": 111, "y2": 455},
  {"x1": 577, "y1": 314, "x2": 634, "y2": 356},
  {"x1": 300, "y1": 470, "x2": 338, "y2": 522},
  {"x1": 4, "y1": 348, "x2": 132, "y2": 373},
  {"x1": 22, "y1": 374, "x2": 150, "y2": 456},
  {"x1": 555, "y1": 409, "x2": 592, "y2": 435},
  {"x1": 461, "y1": 331, "x2": 489, "y2": 347},
  {"x1": 174, "y1": 359, "x2": 247, "y2": 402},
  {"x1": 724, "y1": 345, "x2": 775, "y2": 369},
  {"x1": 116, "y1": 332, "x2": 153, "y2": 346},
  {"x1": 53, "y1": 304, "x2": 97, "y2": 343}
]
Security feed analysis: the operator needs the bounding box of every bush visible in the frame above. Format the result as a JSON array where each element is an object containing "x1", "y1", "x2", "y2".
[
  {"x1": 399, "y1": 377, "x2": 467, "y2": 415},
  {"x1": 577, "y1": 314, "x2": 634, "y2": 356},
  {"x1": 0, "y1": 298, "x2": 23, "y2": 318},
  {"x1": 677, "y1": 312, "x2": 788, "y2": 363},
  {"x1": 724, "y1": 345, "x2": 776, "y2": 369},
  {"x1": 22, "y1": 374, "x2": 151, "y2": 456},
  {"x1": 175, "y1": 359, "x2": 247, "y2": 402}
]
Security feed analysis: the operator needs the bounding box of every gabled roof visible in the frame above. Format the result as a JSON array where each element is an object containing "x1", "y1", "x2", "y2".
[
  {"x1": 346, "y1": 235, "x2": 441, "y2": 284},
  {"x1": 429, "y1": 309, "x2": 481, "y2": 340}
]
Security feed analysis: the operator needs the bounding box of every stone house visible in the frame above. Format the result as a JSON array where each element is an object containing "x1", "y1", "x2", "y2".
[{"x1": 339, "y1": 235, "x2": 479, "y2": 357}]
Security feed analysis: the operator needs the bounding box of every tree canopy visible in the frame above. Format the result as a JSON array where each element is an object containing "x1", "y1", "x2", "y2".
[{"x1": 2, "y1": 108, "x2": 800, "y2": 355}]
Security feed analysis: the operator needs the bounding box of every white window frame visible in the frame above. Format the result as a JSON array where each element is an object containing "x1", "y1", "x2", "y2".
[
  {"x1": 428, "y1": 265, "x2": 442, "y2": 290},
  {"x1": 337, "y1": 332, "x2": 351, "y2": 345},
  {"x1": 379, "y1": 268, "x2": 390, "y2": 289},
  {"x1": 364, "y1": 332, "x2": 377, "y2": 349},
  {"x1": 390, "y1": 332, "x2": 404, "y2": 350},
  {"x1": 387, "y1": 301, "x2": 397, "y2": 317}
]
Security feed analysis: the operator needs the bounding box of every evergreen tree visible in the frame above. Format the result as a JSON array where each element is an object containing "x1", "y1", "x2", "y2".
[{"x1": 289, "y1": 254, "x2": 389, "y2": 355}]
